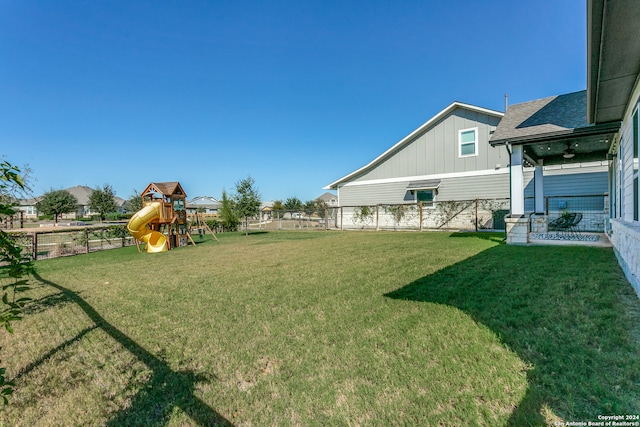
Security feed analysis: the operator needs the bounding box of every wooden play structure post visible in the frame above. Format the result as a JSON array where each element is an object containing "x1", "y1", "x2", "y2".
[{"x1": 189, "y1": 212, "x2": 219, "y2": 242}]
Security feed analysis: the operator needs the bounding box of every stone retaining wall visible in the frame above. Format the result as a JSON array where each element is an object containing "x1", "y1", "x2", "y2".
[{"x1": 610, "y1": 219, "x2": 640, "y2": 297}]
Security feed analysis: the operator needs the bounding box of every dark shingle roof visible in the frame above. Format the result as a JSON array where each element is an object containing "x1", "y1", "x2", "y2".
[{"x1": 490, "y1": 90, "x2": 588, "y2": 144}]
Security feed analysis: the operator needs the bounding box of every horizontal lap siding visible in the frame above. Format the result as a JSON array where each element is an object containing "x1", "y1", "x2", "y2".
[
  {"x1": 524, "y1": 166, "x2": 608, "y2": 197},
  {"x1": 338, "y1": 171, "x2": 510, "y2": 206},
  {"x1": 339, "y1": 165, "x2": 606, "y2": 207},
  {"x1": 339, "y1": 182, "x2": 410, "y2": 206}
]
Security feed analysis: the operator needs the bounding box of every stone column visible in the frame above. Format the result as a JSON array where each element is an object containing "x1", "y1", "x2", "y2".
[{"x1": 505, "y1": 216, "x2": 530, "y2": 244}]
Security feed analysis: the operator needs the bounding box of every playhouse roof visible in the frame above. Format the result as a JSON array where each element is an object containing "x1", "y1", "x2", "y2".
[{"x1": 143, "y1": 182, "x2": 186, "y2": 198}]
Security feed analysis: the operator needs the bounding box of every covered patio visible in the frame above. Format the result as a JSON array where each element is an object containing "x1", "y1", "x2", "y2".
[{"x1": 489, "y1": 90, "x2": 620, "y2": 244}]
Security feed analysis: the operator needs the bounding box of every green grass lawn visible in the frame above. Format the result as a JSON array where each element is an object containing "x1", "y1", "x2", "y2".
[{"x1": 1, "y1": 231, "x2": 639, "y2": 426}]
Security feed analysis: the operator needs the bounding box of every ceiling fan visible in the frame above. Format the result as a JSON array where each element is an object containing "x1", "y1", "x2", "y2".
[{"x1": 563, "y1": 142, "x2": 575, "y2": 159}]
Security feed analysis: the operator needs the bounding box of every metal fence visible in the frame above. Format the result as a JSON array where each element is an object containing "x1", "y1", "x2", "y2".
[
  {"x1": 331, "y1": 199, "x2": 511, "y2": 231},
  {"x1": 245, "y1": 199, "x2": 511, "y2": 232},
  {"x1": 525, "y1": 194, "x2": 608, "y2": 232},
  {"x1": 248, "y1": 195, "x2": 607, "y2": 233},
  {"x1": 2, "y1": 194, "x2": 607, "y2": 262},
  {"x1": 5, "y1": 225, "x2": 137, "y2": 261},
  {"x1": 1, "y1": 211, "x2": 26, "y2": 230}
]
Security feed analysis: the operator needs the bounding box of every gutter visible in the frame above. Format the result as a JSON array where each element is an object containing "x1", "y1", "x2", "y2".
[{"x1": 489, "y1": 121, "x2": 621, "y2": 147}]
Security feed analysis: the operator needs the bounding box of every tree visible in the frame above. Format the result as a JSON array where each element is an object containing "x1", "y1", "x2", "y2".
[
  {"x1": 124, "y1": 189, "x2": 143, "y2": 214},
  {"x1": 218, "y1": 189, "x2": 239, "y2": 232},
  {"x1": 303, "y1": 200, "x2": 318, "y2": 216},
  {"x1": 234, "y1": 176, "x2": 261, "y2": 236},
  {"x1": 0, "y1": 161, "x2": 33, "y2": 404},
  {"x1": 35, "y1": 189, "x2": 78, "y2": 223},
  {"x1": 0, "y1": 163, "x2": 31, "y2": 212},
  {"x1": 314, "y1": 200, "x2": 328, "y2": 219},
  {"x1": 88, "y1": 184, "x2": 118, "y2": 222},
  {"x1": 284, "y1": 196, "x2": 302, "y2": 212},
  {"x1": 272, "y1": 200, "x2": 284, "y2": 211}
]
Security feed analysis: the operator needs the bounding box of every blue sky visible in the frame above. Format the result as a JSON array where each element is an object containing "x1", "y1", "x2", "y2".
[{"x1": 0, "y1": 0, "x2": 587, "y2": 202}]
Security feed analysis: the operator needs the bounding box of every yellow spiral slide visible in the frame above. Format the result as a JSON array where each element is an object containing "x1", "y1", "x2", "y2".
[{"x1": 127, "y1": 202, "x2": 168, "y2": 253}]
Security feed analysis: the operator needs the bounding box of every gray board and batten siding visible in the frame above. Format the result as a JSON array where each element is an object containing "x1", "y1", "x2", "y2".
[
  {"x1": 329, "y1": 103, "x2": 508, "y2": 206},
  {"x1": 347, "y1": 106, "x2": 505, "y2": 184}
]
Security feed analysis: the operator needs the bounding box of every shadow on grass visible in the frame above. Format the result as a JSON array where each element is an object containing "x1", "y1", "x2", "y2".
[
  {"x1": 30, "y1": 271, "x2": 233, "y2": 427},
  {"x1": 22, "y1": 291, "x2": 74, "y2": 315},
  {"x1": 244, "y1": 231, "x2": 269, "y2": 236},
  {"x1": 385, "y1": 242, "x2": 640, "y2": 425},
  {"x1": 448, "y1": 231, "x2": 506, "y2": 243}
]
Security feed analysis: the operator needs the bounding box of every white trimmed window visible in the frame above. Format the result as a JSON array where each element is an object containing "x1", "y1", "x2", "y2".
[{"x1": 459, "y1": 127, "x2": 478, "y2": 157}]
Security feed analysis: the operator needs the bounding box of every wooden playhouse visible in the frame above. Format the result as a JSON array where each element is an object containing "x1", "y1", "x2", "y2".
[{"x1": 127, "y1": 182, "x2": 191, "y2": 252}]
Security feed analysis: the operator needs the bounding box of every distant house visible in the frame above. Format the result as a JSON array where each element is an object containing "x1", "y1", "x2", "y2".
[
  {"x1": 65, "y1": 185, "x2": 99, "y2": 218},
  {"x1": 17, "y1": 185, "x2": 126, "y2": 219},
  {"x1": 17, "y1": 197, "x2": 40, "y2": 219},
  {"x1": 186, "y1": 196, "x2": 221, "y2": 215},
  {"x1": 315, "y1": 192, "x2": 338, "y2": 207},
  {"x1": 261, "y1": 201, "x2": 274, "y2": 220}
]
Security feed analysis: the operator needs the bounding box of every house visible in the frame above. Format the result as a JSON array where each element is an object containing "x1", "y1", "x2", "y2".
[
  {"x1": 325, "y1": 102, "x2": 507, "y2": 206},
  {"x1": 17, "y1": 185, "x2": 126, "y2": 219},
  {"x1": 489, "y1": 90, "x2": 613, "y2": 232},
  {"x1": 17, "y1": 197, "x2": 40, "y2": 219},
  {"x1": 588, "y1": 0, "x2": 640, "y2": 295},
  {"x1": 315, "y1": 192, "x2": 338, "y2": 207},
  {"x1": 491, "y1": 0, "x2": 640, "y2": 295},
  {"x1": 65, "y1": 185, "x2": 101, "y2": 218},
  {"x1": 261, "y1": 201, "x2": 274, "y2": 220},
  {"x1": 324, "y1": 100, "x2": 607, "y2": 229},
  {"x1": 186, "y1": 195, "x2": 221, "y2": 215}
]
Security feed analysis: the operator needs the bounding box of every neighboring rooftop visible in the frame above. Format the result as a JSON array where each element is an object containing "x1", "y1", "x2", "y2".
[{"x1": 315, "y1": 192, "x2": 338, "y2": 205}]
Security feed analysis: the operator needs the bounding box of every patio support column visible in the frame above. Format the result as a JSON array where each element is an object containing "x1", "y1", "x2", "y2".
[
  {"x1": 510, "y1": 144, "x2": 525, "y2": 217},
  {"x1": 534, "y1": 160, "x2": 544, "y2": 214},
  {"x1": 505, "y1": 144, "x2": 529, "y2": 244},
  {"x1": 530, "y1": 160, "x2": 548, "y2": 233}
]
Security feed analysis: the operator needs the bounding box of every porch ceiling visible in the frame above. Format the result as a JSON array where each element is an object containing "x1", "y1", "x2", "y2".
[
  {"x1": 588, "y1": 0, "x2": 640, "y2": 124},
  {"x1": 520, "y1": 124, "x2": 619, "y2": 166}
]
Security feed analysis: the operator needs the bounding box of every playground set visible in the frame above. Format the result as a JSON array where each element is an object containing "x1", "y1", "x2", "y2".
[{"x1": 127, "y1": 182, "x2": 217, "y2": 253}]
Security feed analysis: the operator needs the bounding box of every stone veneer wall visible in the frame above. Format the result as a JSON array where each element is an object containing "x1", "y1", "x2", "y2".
[
  {"x1": 505, "y1": 217, "x2": 529, "y2": 244},
  {"x1": 610, "y1": 219, "x2": 640, "y2": 298},
  {"x1": 530, "y1": 214, "x2": 548, "y2": 233}
]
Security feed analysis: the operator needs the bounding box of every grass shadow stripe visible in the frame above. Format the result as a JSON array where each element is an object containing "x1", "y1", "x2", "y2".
[
  {"x1": 11, "y1": 324, "x2": 99, "y2": 383},
  {"x1": 31, "y1": 271, "x2": 234, "y2": 427}
]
